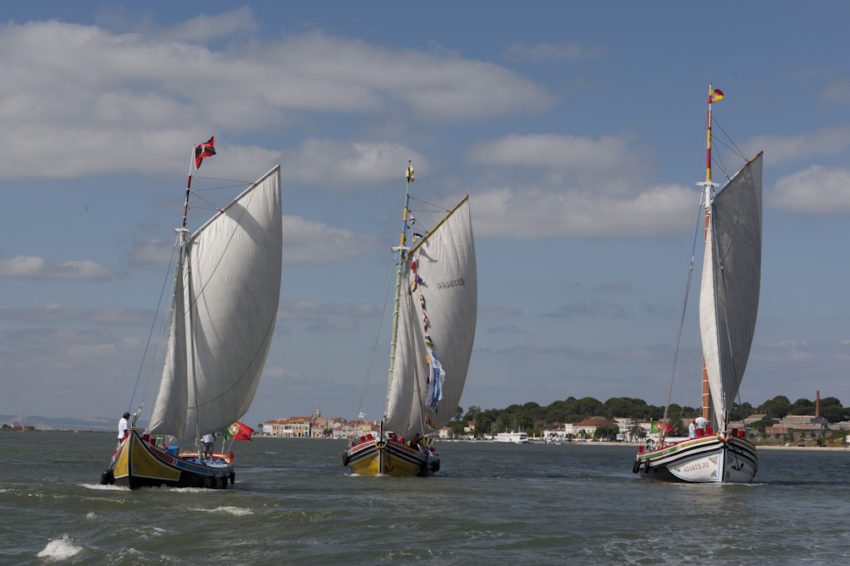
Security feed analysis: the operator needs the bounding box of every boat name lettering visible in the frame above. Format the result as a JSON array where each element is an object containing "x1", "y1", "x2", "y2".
[
  {"x1": 680, "y1": 460, "x2": 710, "y2": 473},
  {"x1": 437, "y1": 278, "x2": 465, "y2": 290}
]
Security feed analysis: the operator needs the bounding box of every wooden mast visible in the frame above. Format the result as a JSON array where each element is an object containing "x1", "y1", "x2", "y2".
[
  {"x1": 386, "y1": 161, "x2": 414, "y2": 416},
  {"x1": 701, "y1": 84, "x2": 720, "y2": 424}
]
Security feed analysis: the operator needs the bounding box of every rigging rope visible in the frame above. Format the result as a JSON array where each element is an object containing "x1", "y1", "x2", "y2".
[
  {"x1": 355, "y1": 260, "x2": 395, "y2": 422},
  {"x1": 711, "y1": 117, "x2": 748, "y2": 181},
  {"x1": 660, "y1": 194, "x2": 704, "y2": 444},
  {"x1": 408, "y1": 195, "x2": 452, "y2": 212},
  {"x1": 128, "y1": 238, "x2": 179, "y2": 417}
]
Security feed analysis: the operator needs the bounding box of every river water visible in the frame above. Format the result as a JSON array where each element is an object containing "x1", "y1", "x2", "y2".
[{"x1": 2, "y1": 431, "x2": 849, "y2": 565}]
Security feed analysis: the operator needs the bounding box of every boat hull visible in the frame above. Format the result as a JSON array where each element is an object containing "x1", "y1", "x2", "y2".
[
  {"x1": 634, "y1": 434, "x2": 757, "y2": 483},
  {"x1": 343, "y1": 438, "x2": 439, "y2": 477},
  {"x1": 101, "y1": 431, "x2": 234, "y2": 489}
]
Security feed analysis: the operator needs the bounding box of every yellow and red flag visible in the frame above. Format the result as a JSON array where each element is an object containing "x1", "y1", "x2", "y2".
[{"x1": 708, "y1": 88, "x2": 725, "y2": 104}]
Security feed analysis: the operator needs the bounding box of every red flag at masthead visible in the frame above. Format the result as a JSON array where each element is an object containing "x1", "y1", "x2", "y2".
[{"x1": 194, "y1": 136, "x2": 216, "y2": 169}]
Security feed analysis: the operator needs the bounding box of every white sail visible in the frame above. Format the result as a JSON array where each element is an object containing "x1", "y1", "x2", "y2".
[
  {"x1": 147, "y1": 165, "x2": 282, "y2": 443},
  {"x1": 146, "y1": 247, "x2": 189, "y2": 439},
  {"x1": 384, "y1": 197, "x2": 477, "y2": 438},
  {"x1": 699, "y1": 153, "x2": 762, "y2": 430}
]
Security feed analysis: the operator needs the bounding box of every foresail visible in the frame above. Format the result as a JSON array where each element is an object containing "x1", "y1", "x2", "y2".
[
  {"x1": 146, "y1": 247, "x2": 189, "y2": 439},
  {"x1": 385, "y1": 197, "x2": 477, "y2": 438},
  {"x1": 183, "y1": 165, "x2": 282, "y2": 441},
  {"x1": 699, "y1": 153, "x2": 762, "y2": 427}
]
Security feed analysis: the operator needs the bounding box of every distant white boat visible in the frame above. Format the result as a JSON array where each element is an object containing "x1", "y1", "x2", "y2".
[{"x1": 494, "y1": 432, "x2": 529, "y2": 444}]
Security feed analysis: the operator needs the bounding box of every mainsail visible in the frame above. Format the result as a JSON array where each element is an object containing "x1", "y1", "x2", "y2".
[
  {"x1": 384, "y1": 196, "x2": 477, "y2": 438},
  {"x1": 699, "y1": 153, "x2": 762, "y2": 430},
  {"x1": 147, "y1": 165, "x2": 282, "y2": 444}
]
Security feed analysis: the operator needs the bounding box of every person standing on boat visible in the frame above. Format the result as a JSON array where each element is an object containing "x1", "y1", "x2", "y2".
[
  {"x1": 688, "y1": 420, "x2": 697, "y2": 439},
  {"x1": 202, "y1": 432, "x2": 215, "y2": 460},
  {"x1": 117, "y1": 412, "x2": 130, "y2": 448},
  {"x1": 695, "y1": 416, "x2": 708, "y2": 436}
]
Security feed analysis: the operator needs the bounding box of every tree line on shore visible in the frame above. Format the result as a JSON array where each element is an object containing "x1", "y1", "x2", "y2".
[{"x1": 448, "y1": 395, "x2": 850, "y2": 438}]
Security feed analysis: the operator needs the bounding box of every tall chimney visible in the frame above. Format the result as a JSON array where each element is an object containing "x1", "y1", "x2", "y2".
[{"x1": 816, "y1": 390, "x2": 820, "y2": 418}]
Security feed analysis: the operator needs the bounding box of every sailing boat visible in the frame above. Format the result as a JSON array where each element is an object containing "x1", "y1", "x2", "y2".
[
  {"x1": 634, "y1": 87, "x2": 762, "y2": 483},
  {"x1": 343, "y1": 163, "x2": 477, "y2": 476},
  {"x1": 101, "y1": 140, "x2": 282, "y2": 489}
]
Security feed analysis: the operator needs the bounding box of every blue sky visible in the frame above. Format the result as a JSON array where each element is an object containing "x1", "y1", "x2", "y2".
[{"x1": 1, "y1": 1, "x2": 848, "y2": 427}]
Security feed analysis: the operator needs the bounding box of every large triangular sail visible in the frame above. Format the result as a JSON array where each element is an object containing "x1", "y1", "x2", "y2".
[
  {"x1": 146, "y1": 165, "x2": 282, "y2": 443},
  {"x1": 384, "y1": 197, "x2": 477, "y2": 439},
  {"x1": 699, "y1": 153, "x2": 762, "y2": 430}
]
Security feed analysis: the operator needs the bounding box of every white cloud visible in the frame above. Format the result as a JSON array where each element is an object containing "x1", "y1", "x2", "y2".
[
  {"x1": 125, "y1": 208, "x2": 383, "y2": 272},
  {"x1": 469, "y1": 133, "x2": 639, "y2": 174},
  {"x1": 463, "y1": 132, "x2": 696, "y2": 239},
  {"x1": 155, "y1": 7, "x2": 259, "y2": 42},
  {"x1": 770, "y1": 165, "x2": 850, "y2": 215},
  {"x1": 486, "y1": 342, "x2": 673, "y2": 363},
  {"x1": 821, "y1": 80, "x2": 850, "y2": 106},
  {"x1": 742, "y1": 125, "x2": 850, "y2": 164},
  {"x1": 504, "y1": 41, "x2": 606, "y2": 63},
  {"x1": 126, "y1": 235, "x2": 176, "y2": 269},
  {"x1": 543, "y1": 301, "x2": 625, "y2": 318},
  {"x1": 279, "y1": 300, "x2": 377, "y2": 321},
  {"x1": 471, "y1": 183, "x2": 697, "y2": 239},
  {"x1": 283, "y1": 215, "x2": 383, "y2": 263},
  {"x1": 467, "y1": 133, "x2": 650, "y2": 195},
  {"x1": 0, "y1": 19, "x2": 553, "y2": 180},
  {"x1": 0, "y1": 255, "x2": 116, "y2": 280},
  {"x1": 0, "y1": 303, "x2": 151, "y2": 325},
  {"x1": 282, "y1": 139, "x2": 428, "y2": 190}
]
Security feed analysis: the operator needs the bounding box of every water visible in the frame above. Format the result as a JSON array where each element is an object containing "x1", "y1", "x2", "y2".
[{"x1": 2, "y1": 432, "x2": 850, "y2": 565}]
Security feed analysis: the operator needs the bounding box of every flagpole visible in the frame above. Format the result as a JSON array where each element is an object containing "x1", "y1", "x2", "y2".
[
  {"x1": 183, "y1": 136, "x2": 215, "y2": 229},
  {"x1": 182, "y1": 146, "x2": 194, "y2": 229}
]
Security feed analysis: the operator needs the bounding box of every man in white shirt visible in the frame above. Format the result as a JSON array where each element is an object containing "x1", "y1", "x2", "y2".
[
  {"x1": 117, "y1": 412, "x2": 130, "y2": 448},
  {"x1": 695, "y1": 415, "x2": 708, "y2": 436},
  {"x1": 202, "y1": 432, "x2": 215, "y2": 460}
]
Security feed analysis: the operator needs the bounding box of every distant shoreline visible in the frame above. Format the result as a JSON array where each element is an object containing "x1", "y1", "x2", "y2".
[{"x1": 4, "y1": 429, "x2": 848, "y2": 451}]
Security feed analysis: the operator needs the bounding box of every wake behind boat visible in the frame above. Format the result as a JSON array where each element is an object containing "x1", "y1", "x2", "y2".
[
  {"x1": 634, "y1": 87, "x2": 762, "y2": 483},
  {"x1": 343, "y1": 163, "x2": 477, "y2": 476},
  {"x1": 101, "y1": 139, "x2": 282, "y2": 489}
]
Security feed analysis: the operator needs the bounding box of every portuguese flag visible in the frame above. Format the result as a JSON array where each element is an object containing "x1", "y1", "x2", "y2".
[{"x1": 226, "y1": 421, "x2": 253, "y2": 441}]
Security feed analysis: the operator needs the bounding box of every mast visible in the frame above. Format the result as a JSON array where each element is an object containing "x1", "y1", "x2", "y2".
[
  {"x1": 386, "y1": 161, "x2": 414, "y2": 416},
  {"x1": 182, "y1": 140, "x2": 213, "y2": 449},
  {"x1": 183, "y1": 146, "x2": 203, "y2": 450},
  {"x1": 700, "y1": 84, "x2": 721, "y2": 426}
]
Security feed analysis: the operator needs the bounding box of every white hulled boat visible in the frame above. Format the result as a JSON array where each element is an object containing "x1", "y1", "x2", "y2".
[
  {"x1": 634, "y1": 87, "x2": 762, "y2": 483},
  {"x1": 494, "y1": 432, "x2": 530, "y2": 444}
]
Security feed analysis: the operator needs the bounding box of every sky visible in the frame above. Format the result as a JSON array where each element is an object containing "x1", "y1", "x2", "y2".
[{"x1": 1, "y1": 1, "x2": 848, "y2": 428}]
